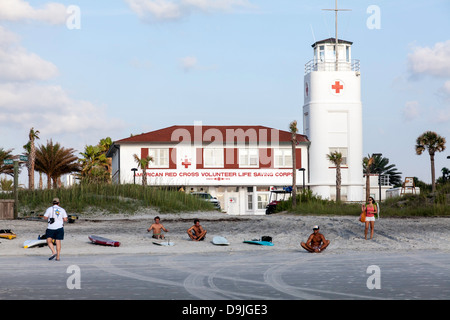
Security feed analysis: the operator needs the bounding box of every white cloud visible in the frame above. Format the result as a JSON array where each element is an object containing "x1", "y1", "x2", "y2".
[
  {"x1": 0, "y1": 0, "x2": 67, "y2": 24},
  {"x1": 124, "y1": 0, "x2": 254, "y2": 22},
  {"x1": 180, "y1": 56, "x2": 197, "y2": 72},
  {"x1": 0, "y1": 27, "x2": 125, "y2": 144},
  {"x1": 402, "y1": 101, "x2": 420, "y2": 122},
  {"x1": 0, "y1": 83, "x2": 124, "y2": 136},
  {"x1": 125, "y1": 0, "x2": 183, "y2": 21},
  {"x1": 408, "y1": 40, "x2": 450, "y2": 78},
  {"x1": 0, "y1": 26, "x2": 58, "y2": 82}
]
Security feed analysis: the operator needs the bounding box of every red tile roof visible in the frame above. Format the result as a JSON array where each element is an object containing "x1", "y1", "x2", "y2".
[{"x1": 115, "y1": 125, "x2": 309, "y2": 144}]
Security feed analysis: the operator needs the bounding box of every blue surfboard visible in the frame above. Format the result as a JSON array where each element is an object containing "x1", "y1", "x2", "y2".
[{"x1": 243, "y1": 240, "x2": 274, "y2": 246}]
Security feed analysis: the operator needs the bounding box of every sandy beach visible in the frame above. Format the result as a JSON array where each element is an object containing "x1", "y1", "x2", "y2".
[{"x1": 2, "y1": 210, "x2": 450, "y2": 257}]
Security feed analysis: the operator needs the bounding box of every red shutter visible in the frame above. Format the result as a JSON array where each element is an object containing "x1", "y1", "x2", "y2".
[
  {"x1": 224, "y1": 148, "x2": 239, "y2": 169},
  {"x1": 296, "y1": 148, "x2": 302, "y2": 169},
  {"x1": 196, "y1": 148, "x2": 203, "y2": 169},
  {"x1": 141, "y1": 148, "x2": 149, "y2": 169},
  {"x1": 169, "y1": 148, "x2": 176, "y2": 169},
  {"x1": 259, "y1": 148, "x2": 273, "y2": 168}
]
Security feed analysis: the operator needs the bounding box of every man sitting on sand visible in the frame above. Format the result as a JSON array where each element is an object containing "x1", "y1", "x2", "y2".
[
  {"x1": 301, "y1": 225, "x2": 330, "y2": 253},
  {"x1": 147, "y1": 216, "x2": 169, "y2": 239},
  {"x1": 187, "y1": 219, "x2": 207, "y2": 241}
]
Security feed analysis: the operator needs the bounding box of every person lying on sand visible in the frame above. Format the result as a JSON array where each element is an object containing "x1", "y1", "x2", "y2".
[
  {"x1": 187, "y1": 219, "x2": 207, "y2": 241},
  {"x1": 147, "y1": 216, "x2": 169, "y2": 239},
  {"x1": 301, "y1": 225, "x2": 330, "y2": 253}
]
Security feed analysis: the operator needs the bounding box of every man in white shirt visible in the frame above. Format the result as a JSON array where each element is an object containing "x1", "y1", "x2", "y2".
[{"x1": 43, "y1": 198, "x2": 68, "y2": 261}]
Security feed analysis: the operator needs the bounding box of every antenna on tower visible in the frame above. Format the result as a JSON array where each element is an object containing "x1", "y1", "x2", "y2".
[
  {"x1": 310, "y1": 24, "x2": 316, "y2": 43},
  {"x1": 322, "y1": 0, "x2": 351, "y2": 70}
]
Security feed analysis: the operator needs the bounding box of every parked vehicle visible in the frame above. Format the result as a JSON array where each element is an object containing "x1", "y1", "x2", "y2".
[
  {"x1": 191, "y1": 192, "x2": 221, "y2": 210},
  {"x1": 265, "y1": 187, "x2": 292, "y2": 214}
]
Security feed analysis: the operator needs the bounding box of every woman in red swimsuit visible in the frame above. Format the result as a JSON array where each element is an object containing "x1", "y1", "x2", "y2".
[{"x1": 362, "y1": 197, "x2": 377, "y2": 240}]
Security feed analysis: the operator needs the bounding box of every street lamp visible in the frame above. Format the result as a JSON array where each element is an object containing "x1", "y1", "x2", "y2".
[{"x1": 131, "y1": 168, "x2": 137, "y2": 184}]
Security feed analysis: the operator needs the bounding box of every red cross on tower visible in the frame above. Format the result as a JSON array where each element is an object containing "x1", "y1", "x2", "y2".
[
  {"x1": 181, "y1": 158, "x2": 191, "y2": 168},
  {"x1": 332, "y1": 80, "x2": 343, "y2": 94}
]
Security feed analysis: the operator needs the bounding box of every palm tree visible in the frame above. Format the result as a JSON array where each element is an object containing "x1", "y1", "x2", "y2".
[
  {"x1": 133, "y1": 154, "x2": 153, "y2": 187},
  {"x1": 327, "y1": 151, "x2": 343, "y2": 202},
  {"x1": 78, "y1": 137, "x2": 113, "y2": 184},
  {"x1": 289, "y1": 120, "x2": 298, "y2": 208},
  {"x1": 79, "y1": 145, "x2": 109, "y2": 183},
  {"x1": 363, "y1": 154, "x2": 403, "y2": 187},
  {"x1": 35, "y1": 140, "x2": 80, "y2": 189},
  {"x1": 415, "y1": 131, "x2": 446, "y2": 193},
  {"x1": 28, "y1": 128, "x2": 40, "y2": 190},
  {"x1": 0, "y1": 177, "x2": 13, "y2": 191},
  {"x1": 99, "y1": 137, "x2": 113, "y2": 181},
  {"x1": 363, "y1": 155, "x2": 375, "y2": 202},
  {"x1": 0, "y1": 148, "x2": 14, "y2": 177}
]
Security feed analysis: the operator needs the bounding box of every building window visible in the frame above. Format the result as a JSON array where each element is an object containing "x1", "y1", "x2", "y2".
[
  {"x1": 148, "y1": 148, "x2": 169, "y2": 168},
  {"x1": 247, "y1": 194, "x2": 253, "y2": 210},
  {"x1": 319, "y1": 45, "x2": 325, "y2": 62},
  {"x1": 328, "y1": 147, "x2": 348, "y2": 166},
  {"x1": 274, "y1": 149, "x2": 293, "y2": 168},
  {"x1": 239, "y1": 148, "x2": 259, "y2": 168},
  {"x1": 204, "y1": 148, "x2": 224, "y2": 168},
  {"x1": 257, "y1": 194, "x2": 269, "y2": 210}
]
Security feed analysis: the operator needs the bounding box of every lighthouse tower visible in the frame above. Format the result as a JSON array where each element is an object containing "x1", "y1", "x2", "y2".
[{"x1": 302, "y1": 36, "x2": 363, "y2": 201}]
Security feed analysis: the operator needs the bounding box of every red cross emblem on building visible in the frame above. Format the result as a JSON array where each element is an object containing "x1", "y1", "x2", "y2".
[
  {"x1": 181, "y1": 158, "x2": 191, "y2": 168},
  {"x1": 332, "y1": 80, "x2": 343, "y2": 94}
]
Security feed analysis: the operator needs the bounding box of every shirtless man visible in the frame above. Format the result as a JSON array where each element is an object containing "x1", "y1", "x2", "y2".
[
  {"x1": 187, "y1": 219, "x2": 207, "y2": 241},
  {"x1": 147, "y1": 216, "x2": 169, "y2": 239},
  {"x1": 301, "y1": 225, "x2": 330, "y2": 253}
]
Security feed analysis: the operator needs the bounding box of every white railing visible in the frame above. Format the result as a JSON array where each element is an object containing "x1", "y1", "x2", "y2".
[{"x1": 305, "y1": 59, "x2": 360, "y2": 74}]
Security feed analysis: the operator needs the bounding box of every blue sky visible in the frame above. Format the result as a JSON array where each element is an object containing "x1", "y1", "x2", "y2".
[{"x1": 0, "y1": 0, "x2": 449, "y2": 186}]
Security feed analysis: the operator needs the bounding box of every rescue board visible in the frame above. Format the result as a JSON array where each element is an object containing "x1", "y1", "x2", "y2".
[
  {"x1": 0, "y1": 230, "x2": 16, "y2": 240},
  {"x1": 23, "y1": 239, "x2": 47, "y2": 249},
  {"x1": 212, "y1": 236, "x2": 230, "y2": 246},
  {"x1": 243, "y1": 240, "x2": 274, "y2": 246},
  {"x1": 88, "y1": 235, "x2": 120, "y2": 247}
]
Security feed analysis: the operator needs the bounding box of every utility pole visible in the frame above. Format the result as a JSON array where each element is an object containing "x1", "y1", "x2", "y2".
[{"x1": 13, "y1": 160, "x2": 18, "y2": 219}]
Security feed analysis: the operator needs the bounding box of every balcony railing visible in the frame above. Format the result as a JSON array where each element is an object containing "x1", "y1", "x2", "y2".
[{"x1": 305, "y1": 59, "x2": 360, "y2": 74}]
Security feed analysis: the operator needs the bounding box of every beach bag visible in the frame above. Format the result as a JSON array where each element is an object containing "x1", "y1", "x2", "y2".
[
  {"x1": 359, "y1": 210, "x2": 366, "y2": 223},
  {"x1": 261, "y1": 236, "x2": 272, "y2": 242}
]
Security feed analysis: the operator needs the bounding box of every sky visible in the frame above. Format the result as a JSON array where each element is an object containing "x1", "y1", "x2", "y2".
[{"x1": 0, "y1": 0, "x2": 449, "y2": 186}]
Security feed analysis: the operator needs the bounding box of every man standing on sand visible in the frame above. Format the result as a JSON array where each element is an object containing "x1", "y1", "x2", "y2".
[
  {"x1": 187, "y1": 219, "x2": 207, "y2": 241},
  {"x1": 301, "y1": 225, "x2": 330, "y2": 253},
  {"x1": 147, "y1": 216, "x2": 169, "y2": 239},
  {"x1": 43, "y1": 198, "x2": 68, "y2": 261}
]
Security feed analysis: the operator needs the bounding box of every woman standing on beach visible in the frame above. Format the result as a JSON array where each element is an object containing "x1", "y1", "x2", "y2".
[{"x1": 362, "y1": 197, "x2": 377, "y2": 240}]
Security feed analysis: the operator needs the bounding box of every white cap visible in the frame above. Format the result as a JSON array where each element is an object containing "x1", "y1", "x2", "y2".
[{"x1": 313, "y1": 225, "x2": 319, "y2": 230}]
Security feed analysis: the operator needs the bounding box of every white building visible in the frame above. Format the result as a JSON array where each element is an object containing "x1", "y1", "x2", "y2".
[
  {"x1": 303, "y1": 38, "x2": 364, "y2": 202},
  {"x1": 107, "y1": 125, "x2": 310, "y2": 215}
]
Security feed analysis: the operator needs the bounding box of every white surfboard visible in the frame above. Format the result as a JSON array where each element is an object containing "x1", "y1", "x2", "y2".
[
  {"x1": 212, "y1": 236, "x2": 230, "y2": 246},
  {"x1": 23, "y1": 239, "x2": 47, "y2": 249},
  {"x1": 152, "y1": 240, "x2": 175, "y2": 246}
]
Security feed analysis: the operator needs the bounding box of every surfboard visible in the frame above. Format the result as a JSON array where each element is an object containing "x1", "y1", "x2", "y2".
[
  {"x1": 212, "y1": 236, "x2": 230, "y2": 246},
  {"x1": 152, "y1": 239, "x2": 174, "y2": 246},
  {"x1": 0, "y1": 230, "x2": 16, "y2": 240},
  {"x1": 243, "y1": 240, "x2": 274, "y2": 246},
  {"x1": 88, "y1": 235, "x2": 120, "y2": 247},
  {"x1": 23, "y1": 239, "x2": 47, "y2": 249}
]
